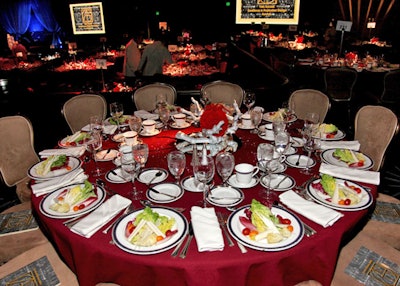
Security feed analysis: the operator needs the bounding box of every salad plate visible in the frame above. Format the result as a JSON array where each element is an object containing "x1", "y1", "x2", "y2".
[
  {"x1": 104, "y1": 115, "x2": 132, "y2": 127},
  {"x1": 105, "y1": 168, "x2": 130, "y2": 183},
  {"x1": 285, "y1": 154, "x2": 316, "y2": 169},
  {"x1": 180, "y1": 176, "x2": 214, "y2": 192},
  {"x1": 112, "y1": 207, "x2": 188, "y2": 255},
  {"x1": 314, "y1": 130, "x2": 346, "y2": 141},
  {"x1": 39, "y1": 183, "x2": 106, "y2": 219},
  {"x1": 138, "y1": 168, "x2": 168, "y2": 184},
  {"x1": 28, "y1": 157, "x2": 81, "y2": 181},
  {"x1": 260, "y1": 174, "x2": 295, "y2": 191},
  {"x1": 146, "y1": 183, "x2": 184, "y2": 203},
  {"x1": 306, "y1": 178, "x2": 373, "y2": 211},
  {"x1": 320, "y1": 149, "x2": 373, "y2": 170},
  {"x1": 227, "y1": 205, "x2": 304, "y2": 251},
  {"x1": 207, "y1": 186, "x2": 244, "y2": 207},
  {"x1": 263, "y1": 112, "x2": 297, "y2": 123}
]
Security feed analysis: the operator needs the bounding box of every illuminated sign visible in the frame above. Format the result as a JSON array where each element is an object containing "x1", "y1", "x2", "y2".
[{"x1": 70, "y1": 2, "x2": 106, "y2": 35}]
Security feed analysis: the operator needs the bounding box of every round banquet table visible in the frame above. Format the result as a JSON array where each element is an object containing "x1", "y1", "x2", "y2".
[{"x1": 31, "y1": 121, "x2": 377, "y2": 286}]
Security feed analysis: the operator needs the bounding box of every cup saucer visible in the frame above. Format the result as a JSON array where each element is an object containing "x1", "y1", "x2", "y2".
[
  {"x1": 140, "y1": 129, "x2": 161, "y2": 137},
  {"x1": 227, "y1": 174, "x2": 259, "y2": 188}
]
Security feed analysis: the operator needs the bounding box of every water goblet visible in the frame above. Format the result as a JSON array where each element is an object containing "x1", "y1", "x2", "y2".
[
  {"x1": 215, "y1": 151, "x2": 235, "y2": 186},
  {"x1": 120, "y1": 146, "x2": 141, "y2": 200},
  {"x1": 158, "y1": 106, "x2": 171, "y2": 130},
  {"x1": 300, "y1": 128, "x2": 317, "y2": 175},
  {"x1": 87, "y1": 131, "x2": 104, "y2": 177},
  {"x1": 89, "y1": 115, "x2": 103, "y2": 134},
  {"x1": 110, "y1": 102, "x2": 124, "y2": 132},
  {"x1": 250, "y1": 108, "x2": 262, "y2": 134},
  {"x1": 257, "y1": 143, "x2": 277, "y2": 206},
  {"x1": 274, "y1": 131, "x2": 290, "y2": 156},
  {"x1": 303, "y1": 112, "x2": 320, "y2": 133},
  {"x1": 156, "y1": 94, "x2": 167, "y2": 109},
  {"x1": 132, "y1": 142, "x2": 149, "y2": 169},
  {"x1": 243, "y1": 91, "x2": 256, "y2": 114},
  {"x1": 128, "y1": 115, "x2": 142, "y2": 134},
  {"x1": 167, "y1": 150, "x2": 186, "y2": 184},
  {"x1": 193, "y1": 154, "x2": 215, "y2": 208}
]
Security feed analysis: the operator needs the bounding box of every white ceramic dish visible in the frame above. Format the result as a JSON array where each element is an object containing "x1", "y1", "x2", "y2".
[
  {"x1": 105, "y1": 168, "x2": 130, "y2": 184},
  {"x1": 320, "y1": 149, "x2": 373, "y2": 170},
  {"x1": 28, "y1": 157, "x2": 81, "y2": 181},
  {"x1": 146, "y1": 183, "x2": 184, "y2": 203},
  {"x1": 137, "y1": 168, "x2": 168, "y2": 184},
  {"x1": 285, "y1": 154, "x2": 316, "y2": 169},
  {"x1": 207, "y1": 186, "x2": 244, "y2": 207},
  {"x1": 227, "y1": 174, "x2": 259, "y2": 188},
  {"x1": 260, "y1": 174, "x2": 295, "y2": 191}
]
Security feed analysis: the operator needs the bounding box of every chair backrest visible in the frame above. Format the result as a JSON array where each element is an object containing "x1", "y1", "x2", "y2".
[
  {"x1": 324, "y1": 67, "x2": 358, "y2": 101},
  {"x1": 288, "y1": 89, "x2": 330, "y2": 122},
  {"x1": 0, "y1": 115, "x2": 39, "y2": 187},
  {"x1": 354, "y1": 105, "x2": 398, "y2": 171},
  {"x1": 380, "y1": 69, "x2": 400, "y2": 104},
  {"x1": 62, "y1": 93, "x2": 108, "y2": 133},
  {"x1": 200, "y1": 80, "x2": 244, "y2": 106},
  {"x1": 133, "y1": 82, "x2": 177, "y2": 111}
]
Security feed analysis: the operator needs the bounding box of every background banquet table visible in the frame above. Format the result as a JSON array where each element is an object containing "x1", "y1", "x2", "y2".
[{"x1": 31, "y1": 122, "x2": 377, "y2": 286}]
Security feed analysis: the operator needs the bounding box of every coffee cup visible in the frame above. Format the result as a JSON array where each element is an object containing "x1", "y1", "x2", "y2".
[
  {"x1": 122, "y1": 131, "x2": 137, "y2": 146},
  {"x1": 172, "y1": 113, "x2": 186, "y2": 127},
  {"x1": 241, "y1": 113, "x2": 252, "y2": 128},
  {"x1": 142, "y1": 119, "x2": 156, "y2": 134},
  {"x1": 235, "y1": 163, "x2": 259, "y2": 184}
]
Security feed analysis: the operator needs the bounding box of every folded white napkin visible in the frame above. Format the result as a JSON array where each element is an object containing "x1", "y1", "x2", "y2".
[
  {"x1": 31, "y1": 168, "x2": 87, "y2": 196},
  {"x1": 190, "y1": 206, "x2": 224, "y2": 252},
  {"x1": 319, "y1": 140, "x2": 360, "y2": 151},
  {"x1": 39, "y1": 146, "x2": 86, "y2": 158},
  {"x1": 134, "y1": 110, "x2": 159, "y2": 120},
  {"x1": 279, "y1": 190, "x2": 344, "y2": 227},
  {"x1": 319, "y1": 163, "x2": 380, "y2": 185},
  {"x1": 71, "y1": 194, "x2": 131, "y2": 238}
]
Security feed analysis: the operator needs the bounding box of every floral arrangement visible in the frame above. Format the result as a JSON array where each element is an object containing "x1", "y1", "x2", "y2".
[{"x1": 199, "y1": 104, "x2": 229, "y2": 137}]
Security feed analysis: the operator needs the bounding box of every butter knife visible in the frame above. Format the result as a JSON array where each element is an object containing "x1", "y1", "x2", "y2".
[{"x1": 149, "y1": 187, "x2": 178, "y2": 199}]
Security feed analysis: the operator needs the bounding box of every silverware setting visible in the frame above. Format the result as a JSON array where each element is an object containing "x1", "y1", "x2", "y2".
[
  {"x1": 146, "y1": 170, "x2": 163, "y2": 186},
  {"x1": 149, "y1": 187, "x2": 178, "y2": 199},
  {"x1": 102, "y1": 204, "x2": 135, "y2": 234},
  {"x1": 217, "y1": 212, "x2": 235, "y2": 247},
  {"x1": 179, "y1": 222, "x2": 194, "y2": 258}
]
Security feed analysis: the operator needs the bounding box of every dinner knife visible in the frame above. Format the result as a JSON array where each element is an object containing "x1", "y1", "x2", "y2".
[
  {"x1": 179, "y1": 222, "x2": 194, "y2": 258},
  {"x1": 149, "y1": 187, "x2": 178, "y2": 199}
]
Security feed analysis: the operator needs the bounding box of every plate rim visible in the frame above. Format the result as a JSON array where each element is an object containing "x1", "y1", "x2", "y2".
[
  {"x1": 320, "y1": 148, "x2": 373, "y2": 170},
  {"x1": 105, "y1": 168, "x2": 130, "y2": 184},
  {"x1": 146, "y1": 182, "x2": 184, "y2": 203},
  {"x1": 39, "y1": 183, "x2": 106, "y2": 219},
  {"x1": 112, "y1": 207, "x2": 188, "y2": 255},
  {"x1": 207, "y1": 185, "x2": 244, "y2": 207},
  {"x1": 285, "y1": 154, "x2": 316, "y2": 169},
  {"x1": 137, "y1": 168, "x2": 168, "y2": 184},
  {"x1": 227, "y1": 205, "x2": 304, "y2": 251},
  {"x1": 28, "y1": 157, "x2": 82, "y2": 180}
]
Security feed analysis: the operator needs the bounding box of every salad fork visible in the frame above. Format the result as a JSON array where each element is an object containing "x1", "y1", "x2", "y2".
[{"x1": 102, "y1": 204, "x2": 135, "y2": 234}]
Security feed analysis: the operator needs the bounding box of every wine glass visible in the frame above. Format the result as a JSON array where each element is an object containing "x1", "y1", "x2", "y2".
[
  {"x1": 120, "y1": 146, "x2": 141, "y2": 199},
  {"x1": 110, "y1": 102, "x2": 124, "y2": 132},
  {"x1": 156, "y1": 94, "x2": 167, "y2": 109},
  {"x1": 87, "y1": 131, "x2": 104, "y2": 177},
  {"x1": 243, "y1": 91, "x2": 256, "y2": 114},
  {"x1": 89, "y1": 115, "x2": 103, "y2": 134},
  {"x1": 250, "y1": 108, "x2": 262, "y2": 134},
  {"x1": 215, "y1": 151, "x2": 235, "y2": 186},
  {"x1": 300, "y1": 128, "x2": 317, "y2": 175},
  {"x1": 274, "y1": 131, "x2": 290, "y2": 156},
  {"x1": 167, "y1": 150, "x2": 186, "y2": 183},
  {"x1": 257, "y1": 143, "x2": 278, "y2": 207},
  {"x1": 193, "y1": 153, "x2": 215, "y2": 208},
  {"x1": 128, "y1": 115, "x2": 142, "y2": 134},
  {"x1": 303, "y1": 112, "x2": 319, "y2": 133},
  {"x1": 158, "y1": 106, "x2": 171, "y2": 130},
  {"x1": 132, "y1": 143, "x2": 149, "y2": 169}
]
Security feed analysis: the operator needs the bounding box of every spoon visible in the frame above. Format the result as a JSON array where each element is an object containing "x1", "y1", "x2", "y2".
[
  {"x1": 140, "y1": 199, "x2": 185, "y2": 213},
  {"x1": 146, "y1": 170, "x2": 163, "y2": 186},
  {"x1": 295, "y1": 154, "x2": 301, "y2": 166}
]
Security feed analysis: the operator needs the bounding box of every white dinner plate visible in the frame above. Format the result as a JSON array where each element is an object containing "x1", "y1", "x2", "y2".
[
  {"x1": 285, "y1": 154, "x2": 316, "y2": 169},
  {"x1": 306, "y1": 178, "x2": 373, "y2": 211},
  {"x1": 104, "y1": 116, "x2": 132, "y2": 127},
  {"x1": 320, "y1": 149, "x2": 374, "y2": 170},
  {"x1": 227, "y1": 174, "x2": 259, "y2": 188},
  {"x1": 39, "y1": 183, "x2": 106, "y2": 219},
  {"x1": 170, "y1": 121, "x2": 191, "y2": 129},
  {"x1": 227, "y1": 205, "x2": 304, "y2": 251},
  {"x1": 260, "y1": 174, "x2": 295, "y2": 191},
  {"x1": 314, "y1": 130, "x2": 346, "y2": 141},
  {"x1": 263, "y1": 112, "x2": 297, "y2": 123},
  {"x1": 180, "y1": 176, "x2": 214, "y2": 192},
  {"x1": 146, "y1": 183, "x2": 183, "y2": 203},
  {"x1": 207, "y1": 186, "x2": 244, "y2": 207},
  {"x1": 96, "y1": 149, "x2": 118, "y2": 162},
  {"x1": 105, "y1": 168, "x2": 130, "y2": 183},
  {"x1": 58, "y1": 132, "x2": 90, "y2": 148},
  {"x1": 137, "y1": 168, "x2": 168, "y2": 184},
  {"x1": 112, "y1": 207, "x2": 188, "y2": 255},
  {"x1": 139, "y1": 129, "x2": 161, "y2": 137},
  {"x1": 28, "y1": 157, "x2": 82, "y2": 181}
]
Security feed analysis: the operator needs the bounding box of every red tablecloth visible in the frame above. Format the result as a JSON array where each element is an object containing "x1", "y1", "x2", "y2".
[{"x1": 31, "y1": 123, "x2": 377, "y2": 286}]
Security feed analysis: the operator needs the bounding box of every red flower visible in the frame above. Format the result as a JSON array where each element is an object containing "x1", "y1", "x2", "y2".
[{"x1": 200, "y1": 104, "x2": 229, "y2": 137}]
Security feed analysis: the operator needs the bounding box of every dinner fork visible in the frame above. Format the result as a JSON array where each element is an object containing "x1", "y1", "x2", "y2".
[
  {"x1": 102, "y1": 204, "x2": 135, "y2": 234},
  {"x1": 217, "y1": 212, "x2": 235, "y2": 247}
]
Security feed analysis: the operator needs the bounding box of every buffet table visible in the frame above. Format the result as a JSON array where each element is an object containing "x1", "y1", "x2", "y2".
[{"x1": 30, "y1": 120, "x2": 377, "y2": 286}]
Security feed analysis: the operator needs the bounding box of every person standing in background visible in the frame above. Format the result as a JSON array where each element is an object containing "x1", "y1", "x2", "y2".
[
  {"x1": 123, "y1": 33, "x2": 142, "y2": 86},
  {"x1": 137, "y1": 32, "x2": 173, "y2": 77},
  {"x1": 11, "y1": 40, "x2": 28, "y2": 64}
]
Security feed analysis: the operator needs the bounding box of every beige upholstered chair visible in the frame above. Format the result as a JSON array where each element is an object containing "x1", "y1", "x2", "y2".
[
  {"x1": 0, "y1": 240, "x2": 78, "y2": 285},
  {"x1": 200, "y1": 80, "x2": 245, "y2": 106},
  {"x1": 380, "y1": 69, "x2": 400, "y2": 108},
  {"x1": 62, "y1": 93, "x2": 108, "y2": 133},
  {"x1": 0, "y1": 115, "x2": 39, "y2": 203},
  {"x1": 0, "y1": 202, "x2": 48, "y2": 265},
  {"x1": 354, "y1": 105, "x2": 398, "y2": 171},
  {"x1": 288, "y1": 89, "x2": 330, "y2": 123},
  {"x1": 133, "y1": 82, "x2": 177, "y2": 111}
]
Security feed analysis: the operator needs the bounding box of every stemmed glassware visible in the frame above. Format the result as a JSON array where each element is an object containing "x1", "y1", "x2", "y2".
[
  {"x1": 87, "y1": 131, "x2": 104, "y2": 177},
  {"x1": 158, "y1": 106, "x2": 171, "y2": 130},
  {"x1": 167, "y1": 150, "x2": 186, "y2": 184},
  {"x1": 300, "y1": 112, "x2": 320, "y2": 175},
  {"x1": 257, "y1": 143, "x2": 277, "y2": 207},
  {"x1": 128, "y1": 115, "x2": 142, "y2": 134},
  {"x1": 250, "y1": 108, "x2": 262, "y2": 134},
  {"x1": 193, "y1": 152, "x2": 215, "y2": 208},
  {"x1": 132, "y1": 143, "x2": 149, "y2": 169},
  {"x1": 120, "y1": 146, "x2": 141, "y2": 199},
  {"x1": 274, "y1": 130, "x2": 290, "y2": 157},
  {"x1": 215, "y1": 151, "x2": 235, "y2": 186},
  {"x1": 243, "y1": 91, "x2": 256, "y2": 114},
  {"x1": 110, "y1": 102, "x2": 124, "y2": 132}
]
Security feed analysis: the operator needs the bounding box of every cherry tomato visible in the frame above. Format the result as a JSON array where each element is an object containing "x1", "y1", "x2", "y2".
[
  {"x1": 125, "y1": 221, "x2": 135, "y2": 237},
  {"x1": 344, "y1": 199, "x2": 351, "y2": 205},
  {"x1": 249, "y1": 230, "x2": 258, "y2": 240},
  {"x1": 281, "y1": 218, "x2": 291, "y2": 225},
  {"x1": 242, "y1": 228, "x2": 250, "y2": 236},
  {"x1": 166, "y1": 229, "x2": 178, "y2": 237},
  {"x1": 78, "y1": 204, "x2": 85, "y2": 210}
]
